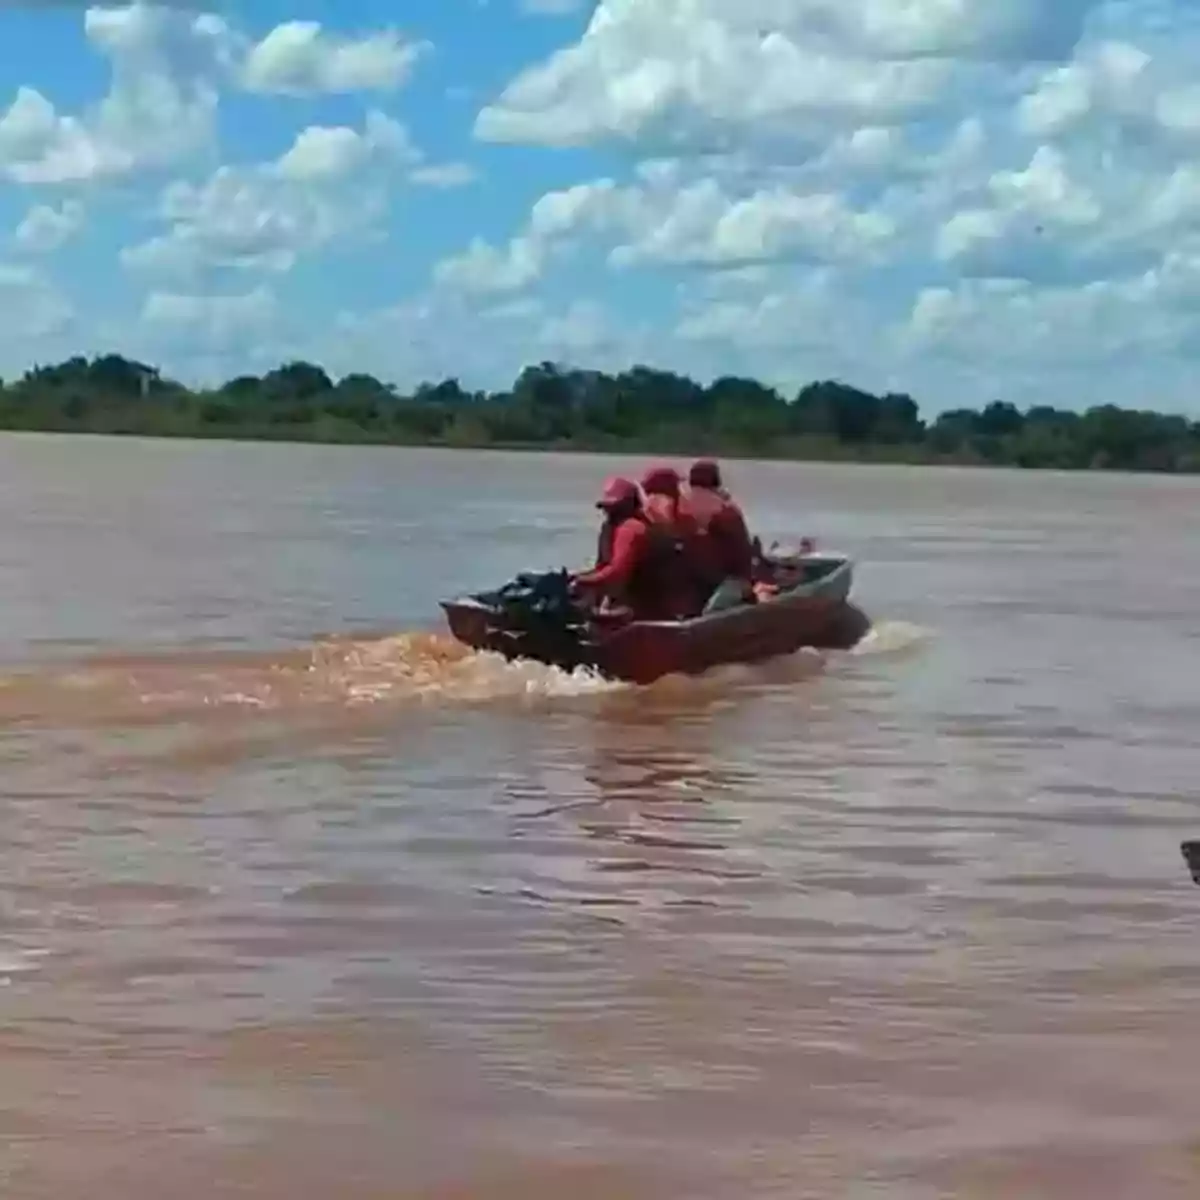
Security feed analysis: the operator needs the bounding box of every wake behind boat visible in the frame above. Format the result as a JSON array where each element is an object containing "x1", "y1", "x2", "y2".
[{"x1": 439, "y1": 548, "x2": 866, "y2": 685}]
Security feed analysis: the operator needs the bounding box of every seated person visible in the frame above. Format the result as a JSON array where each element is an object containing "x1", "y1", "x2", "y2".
[
  {"x1": 683, "y1": 458, "x2": 740, "y2": 521},
  {"x1": 682, "y1": 459, "x2": 756, "y2": 612},
  {"x1": 587, "y1": 475, "x2": 639, "y2": 572},
  {"x1": 571, "y1": 475, "x2": 697, "y2": 621},
  {"x1": 638, "y1": 465, "x2": 707, "y2": 617},
  {"x1": 639, "y1": 465, "x2": 691, "y2": 531}
]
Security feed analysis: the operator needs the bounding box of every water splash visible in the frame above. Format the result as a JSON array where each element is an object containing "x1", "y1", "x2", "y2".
[
  {"x1": 849, "y1": 619, "x2": 930, "y2": 657},
  {"x1": 0, "y1": 612, "x2": 925, "y2": 736},
  {"x1": 0, "y1": 946, "x2": 50, "y2": 981},
  {"x1": 0, "y1": 631, "x2": 622, "y2": 731},
  {"x1": 288, "y1": 632, "x2": 622, "y2": 707}
]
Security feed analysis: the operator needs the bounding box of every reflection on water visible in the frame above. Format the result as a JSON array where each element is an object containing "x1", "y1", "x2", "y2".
[{"x1": 0, "y1": 438, "x2": 1198, "y2": 1199}]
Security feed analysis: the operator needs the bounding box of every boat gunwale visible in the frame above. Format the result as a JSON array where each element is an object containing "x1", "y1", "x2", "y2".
[{"x1": 438, "y1": 553, "x2": 854, "y2": 635}]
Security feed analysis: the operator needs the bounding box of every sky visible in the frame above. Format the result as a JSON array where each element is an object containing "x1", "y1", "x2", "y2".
[{"x1": 1, "y1": 0, "x2": 1200, "y2": 412}]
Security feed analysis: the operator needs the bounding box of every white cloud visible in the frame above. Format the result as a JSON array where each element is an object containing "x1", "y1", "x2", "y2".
[
  {"x1": 14, "y1": 200, "x2": 85, "y2": 253},
  {"x1": 899, "y1": 272, "x2": 1191, "y2": 368},
  {"x1": 434, "y1": 234, "x2": 545, "y2": 292},
  {"x1": 435, "y1": 167, "x2": 895, "y2": 294},
  {"x1": 122, "y1": 111, "x2": 415, "y2": 281},
  {"x1": 0, "y1": 9, "x2": 430, "y2": 185},
  {"x1": 535, "y1": 297, "x2": 627, "y2": 355},
  {"x1": 122, "y1": 172, "x2": 359, "y2": 278},
  {"x1": 141, "y1": 286, "x2": 277, "y2": 348},
  {"x1": 434, "y1": 179, "x2": 616, "y2": 291},
  {"x1": 1017, "y1": 40, "x2": 1147, "y2": 136},
  {"x1": 320, "y1": 286, "x2": 681, "y2": 390},
  {"x1": 241, "y1": 21, "x2": 428, "y2": 94},
  {"x1": 669, "y1": 264, "x2": 903, "y2": 400},
  {"x1": 475, "y1": 0, "x2": 1110, "y2": 150},
  {"x1": 676, "y1": 266, "x2": 837, "y2": 346},
  {"x1": 274, "y1": 110, "x2": 417, "y2": 180},
  {"x1": 477, "y1": 34, "x2": 948, "y2": 151},
  {"x1": 11, "y1": 0, "x2": 1200, "y2": 410},
  {"x1": 0, "y1": 265, "x2": 73, "y2": 341},
  {"x1": 415, "y1": 0, "x2": 1200, "y2": 408},
  {"x1": 610, "y1": 177, "x2": 897, "y2": 268},
  {"x1": 0, "y1": 6, "x2": 230, "y2": 183},
  {"x1": 0, "y1": 88, "x2": 113, "y2": 183}
]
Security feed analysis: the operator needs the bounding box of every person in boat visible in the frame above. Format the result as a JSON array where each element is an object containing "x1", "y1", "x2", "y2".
[
  {"x1": 681, "y1": 459, "x2": 757, "y2": 612},
  {"x1": 638, "y1": 465, "x2": 689, "y2": 529},
  {"x1": 586, "y1": 475, "x2": 639, "y2": 573},
  {"x1": 570, "y1": 473, "x2": 701, "y2": 621},
  {"x1": 638, "y1": 465, "x2": 711, "y2": 616}
]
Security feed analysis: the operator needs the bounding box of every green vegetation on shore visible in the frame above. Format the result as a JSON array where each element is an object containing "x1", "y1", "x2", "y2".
[{"x1": 1, "y1": 353, "x2": 1196, "y2": 472}]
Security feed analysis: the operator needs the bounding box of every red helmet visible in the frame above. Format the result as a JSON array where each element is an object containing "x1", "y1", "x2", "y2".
[
  {"x1": 595, "y1": 476, "x2": 639, "y2": 509},
  {"x1": 640, "y1": 465, "x2": 681, "y2": 497}
]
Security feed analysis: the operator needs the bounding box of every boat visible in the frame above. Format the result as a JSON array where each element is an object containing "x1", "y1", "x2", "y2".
[
  {"x1": 1182, "y1": 840, "x2": 1200, "y2": 886},
  {"x1": 438, "y1": 548, "x2": 864, "y2": 685}
]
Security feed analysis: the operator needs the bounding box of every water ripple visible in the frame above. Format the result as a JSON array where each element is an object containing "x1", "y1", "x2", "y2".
[{"x1": 0, "y1": 445, "x2": 1198, "y2": 1198}]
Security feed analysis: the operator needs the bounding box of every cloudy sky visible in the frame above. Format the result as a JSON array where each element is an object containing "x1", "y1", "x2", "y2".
[{"x1": 1, "y1": 0, "x2": 1199, "y2": 412}]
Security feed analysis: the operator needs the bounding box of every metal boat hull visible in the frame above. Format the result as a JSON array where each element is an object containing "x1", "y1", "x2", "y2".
[{"x1": 440, "y1": 554, "x2": 862, "y2": 685}]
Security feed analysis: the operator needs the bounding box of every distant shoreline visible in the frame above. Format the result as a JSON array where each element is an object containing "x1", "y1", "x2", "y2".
[
  {"x1": 2, "y1": 423, "x2": 1195, "y2": 477},
  {"x1": 4, "y1": 353, "x2": 1196, "y2": 474}
]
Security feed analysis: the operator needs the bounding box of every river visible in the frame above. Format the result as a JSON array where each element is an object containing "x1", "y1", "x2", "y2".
[{"x1": 0, "y1": 434, "x2": 1196, "y2": 1199}]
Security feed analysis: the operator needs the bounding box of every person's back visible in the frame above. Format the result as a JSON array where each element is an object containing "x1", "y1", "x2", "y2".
[
  {"x1": 706, "y1": 499, "x2": 754, "y2": 580},
  {"x1": 683, "y1": 459, "x2": 755, "y2": 611},
  {"x1": 638, "y1": 466, "x2": 707, "y2": 619},
  {"x1": 640, "y1": 467, "x2": 693, "y2": 534},
  {"x1": 683, "y1": 480, "x2": 728, "y2": 531}
]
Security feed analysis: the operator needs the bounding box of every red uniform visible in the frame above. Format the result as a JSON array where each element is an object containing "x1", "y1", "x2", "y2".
[
  {"x1": 682, "y1": 461, "x2": 755, "y2": 603},
  {"x1": 577, "y1": 515, "x2": 648, "y2": 591},
  {"x1": 585, "y1": 475, "x2": 640, "y2": 583},
  {"x1": 638, "y1": 466, "x2": 707, "y2": 617},
  {"x1": 682, "y1": 488, "x2": 752, "y2": 578},
  {"x1": 575, "y1": 514, "x2": 690, "y2": 620},
  {"x1": 706, "y1": 496, "x2": 755, "y2": 580}
]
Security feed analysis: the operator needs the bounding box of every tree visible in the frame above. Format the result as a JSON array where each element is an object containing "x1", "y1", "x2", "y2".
[{"x1": 0, "y1": 350, "x2": 1195, "y2": 474}]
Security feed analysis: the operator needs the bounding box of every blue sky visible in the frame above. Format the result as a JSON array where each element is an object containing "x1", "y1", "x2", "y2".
[{"x1": 2, "y1": 1, "x2": 1200, "y2": 413}]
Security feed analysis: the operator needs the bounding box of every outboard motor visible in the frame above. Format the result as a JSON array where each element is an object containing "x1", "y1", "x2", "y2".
[{"x1": 475, "y1": 569, "x2": 597, "y2": 671}]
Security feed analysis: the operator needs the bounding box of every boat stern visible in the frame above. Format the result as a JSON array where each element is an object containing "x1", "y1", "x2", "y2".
[
  {"x1": 439, "y1": 597, "x2": 495, "y2": 651},
  {"x1": 439, "y1": 593, "x2": 600, "y2": 673}
]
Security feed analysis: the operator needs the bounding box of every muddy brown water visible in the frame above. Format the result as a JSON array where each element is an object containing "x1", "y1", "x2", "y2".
[{"x1": 0, "y1": 433, "x2": 1197, "y2": 1198}]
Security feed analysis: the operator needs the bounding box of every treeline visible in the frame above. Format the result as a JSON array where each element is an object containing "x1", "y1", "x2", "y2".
[{"x1": 0, "y1": 353, "x2": 1196, "y2": 472}]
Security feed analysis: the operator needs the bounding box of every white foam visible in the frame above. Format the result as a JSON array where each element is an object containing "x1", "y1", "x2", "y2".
[
  {"x1": 0, "y1": 946, "x2": 49, "y2": 978},
  {"x1": 296, "y1": 633, "x2": 626, "y2": 708},
  {"x1": 849, "y1": 619, "x2": 930, "y2": 657}
]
